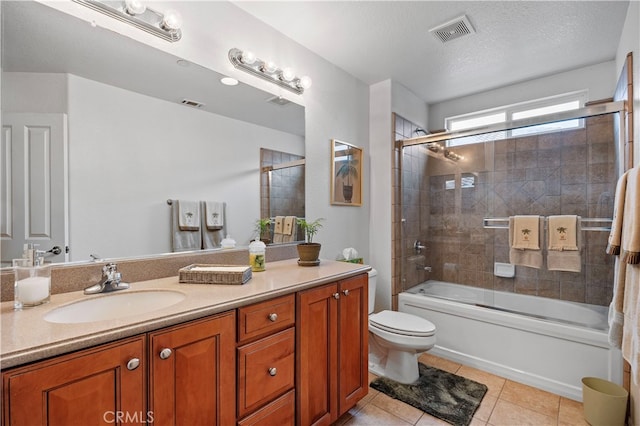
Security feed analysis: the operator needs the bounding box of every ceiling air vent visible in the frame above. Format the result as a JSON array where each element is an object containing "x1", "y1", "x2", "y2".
[
  {"x1": 181, "y1": 99, "x2": 205, "y2": 108},
  {"x1": 429, "y1": 15, "x2": 475, "y2": 43},
  {"x1": 267, "y1": 95, "x2": 291, "y2": 106}
]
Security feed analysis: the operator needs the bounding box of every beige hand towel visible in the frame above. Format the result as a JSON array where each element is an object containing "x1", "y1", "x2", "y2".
[
  {"x1": 606, "y1": 171, "x2": 628, "y2": 255},
  {"x1": 177, "y1": 200, "x2": 200, "y2": 231},
  {"x1": 608, "y1": 256, "x2": 626, "y2": 348},
  {"x1": 511, "y1": 215, "x2": 541, "y2": 250},
  {"x1": 622, "y1": 263, "x2": 640, "y2": 384},
  {"x1": 547, "y1": 216, "x2": 582, "y2": 273},
  {"x1": 171, "y1": 200, "x2": 201, "y2": 251},
  {"x1": 509, "y1": 216, "x2": 543, "y2": 269},
  {"x1": 205, "y1": 201, "x2": 224, "y2": 230},
  {"x1": 283, "y1": 216, "x2": 297, "y2": 243},
  {"x1": 621, "y1": 167, "x2": 640, "y2": 264},
  {"x1": 283, "y1": 216, "x2": 295, "y2": 235},
  {"x1": 273, "y1": 216, "x2": 285, "y2": 243}
]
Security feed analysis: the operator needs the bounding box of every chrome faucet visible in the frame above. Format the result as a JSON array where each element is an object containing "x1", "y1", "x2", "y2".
[
  {"x1": 84, "y1": 263, "x2": 130, "y2": 295},
  {"x1": 414, "y1": 240, "x2": 427, "y2": 254}
]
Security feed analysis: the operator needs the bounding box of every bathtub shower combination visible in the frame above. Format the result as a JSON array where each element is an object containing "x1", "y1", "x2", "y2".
[
  {"x1": 396, "y1": 103, "x2": 626, "y2": 402},
  {"x1": 399, "y1": 280, "x2": 622, "y2": 401}
]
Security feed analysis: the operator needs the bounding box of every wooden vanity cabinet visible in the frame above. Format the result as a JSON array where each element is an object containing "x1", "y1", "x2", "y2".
[
  {"x1": 2, "y1": 335, "x2": 146, "y2": 425},
  {"x1": 148, "y1": 311, "x2": 236, "y2": 426},
  {"x1": 296, "y1": 273, "x2": 368, "y2": 426},
  {"x1": 237, "y1": 295, "x2": 296, "y2": 425}
]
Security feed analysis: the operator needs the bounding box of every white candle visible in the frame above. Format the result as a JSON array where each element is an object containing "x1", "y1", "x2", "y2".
[{"x1": 17, "y1": 276, "x2": 50, "y2": 305}]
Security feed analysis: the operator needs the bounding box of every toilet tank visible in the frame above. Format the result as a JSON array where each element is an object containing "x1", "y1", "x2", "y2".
[{"x1": 368, "y1": 269, "x2": 377, "y2": 314}]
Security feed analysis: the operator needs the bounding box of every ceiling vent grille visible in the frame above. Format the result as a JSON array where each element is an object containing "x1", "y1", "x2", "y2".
[
  {"x1": 267, "y1": 95, "x2": 291, "y2": 106},
  {"x1": 429, "y1": 15, "x2": 475, "y2": 43},
  {"x1": 181, "y1": 99, "x2": 204, "y2": 108}
]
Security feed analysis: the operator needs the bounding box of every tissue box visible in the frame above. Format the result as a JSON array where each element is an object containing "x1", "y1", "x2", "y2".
[{"x1": 179, "y1": 264, "x2": 252, "y2": 285}]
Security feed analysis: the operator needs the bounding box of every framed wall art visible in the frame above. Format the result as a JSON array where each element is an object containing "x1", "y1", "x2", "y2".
[{"x1": 331, "y1": 139, "x2": 362, "y2": 206}]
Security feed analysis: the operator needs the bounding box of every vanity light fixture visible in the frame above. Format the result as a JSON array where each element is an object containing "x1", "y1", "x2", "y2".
[
  {"x1": 228, "y1": 48, "x2": 312, "y2": 95},
  {"x1": 444, "y1": 149, "x2": 464, "y2": 162},
  {"x1": 72, "y1": 0, "x2": 182, "y2": 42}
]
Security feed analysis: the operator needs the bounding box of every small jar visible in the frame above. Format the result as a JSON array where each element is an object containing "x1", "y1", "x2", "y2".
[
  {"x1": 249, "y1": 239, "x2": 266, "y2": 272},
  {"x1": 14, "y1": 264, "x2": 51, "y2": 309}
]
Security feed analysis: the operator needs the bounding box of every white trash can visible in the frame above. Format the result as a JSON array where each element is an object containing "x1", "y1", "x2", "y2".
[{"x1": 582, "y1": 377, "x2": 628, "y2": 426}]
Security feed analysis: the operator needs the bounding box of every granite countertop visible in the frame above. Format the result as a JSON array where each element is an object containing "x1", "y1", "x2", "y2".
[{"x1": 1, "y1": 259, "x2": 370, "y2": 369}]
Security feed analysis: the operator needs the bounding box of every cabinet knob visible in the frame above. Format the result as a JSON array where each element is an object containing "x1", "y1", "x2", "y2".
[
  {"x1": 343, "y1": 289, "x2": 350, "y2": 296},
  {"x1": 268, "y1": 367, "x2": 277, "y2": 376},
  {"x1": 126, "y1": 358, "x2": 140, "y2": 371},
  {"x1": 333, "y1": 292, "x2": 340, "y2": 300},
  {"x1": 268, "y1": 313, "x2": 278, "y2": 322},
  {"x1": 159, "y1": 348, "x2": 173, "y2": 360}
]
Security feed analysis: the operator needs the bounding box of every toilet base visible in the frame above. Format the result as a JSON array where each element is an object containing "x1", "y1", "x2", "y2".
[{"x1": 368, "y1": 335, "x2": 424, "y2": 384}]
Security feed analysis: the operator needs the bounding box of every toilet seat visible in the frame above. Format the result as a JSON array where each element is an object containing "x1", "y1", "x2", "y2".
[{"x1": 369, "y1": 310, "x2": 435, "y2": 337}]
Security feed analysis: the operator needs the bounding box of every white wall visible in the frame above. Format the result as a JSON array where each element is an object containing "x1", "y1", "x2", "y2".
[
  {"x1": 67, "y1": 74, "x2": 303, "y2": 260},
  {"x1": 2, "y1": 72, "x2": 67, "y2": 113},
  {"x1": 428, "y1": 61, "x2": 617, "y2": 129},
  {"x1": 39, "y1": 1, "x2": 371, "y2": 263}
]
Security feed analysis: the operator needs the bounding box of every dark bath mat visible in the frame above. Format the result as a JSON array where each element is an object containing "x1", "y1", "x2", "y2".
[{"x1": 370, "y1": 362, "x2": 488, "y2": 426}]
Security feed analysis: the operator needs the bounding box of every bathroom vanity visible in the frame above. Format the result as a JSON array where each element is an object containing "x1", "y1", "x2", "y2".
[{"x1": 1, "y1": 259, "x2": 370, "y2": 426}]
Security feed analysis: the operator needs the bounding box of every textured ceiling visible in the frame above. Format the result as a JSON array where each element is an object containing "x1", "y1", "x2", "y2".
[{"x1": 234, "y1": 1, "x2": 631, "y2": 104}]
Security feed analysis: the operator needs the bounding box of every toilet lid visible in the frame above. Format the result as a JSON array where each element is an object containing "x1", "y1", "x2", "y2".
[{"x1": 369, "y1": 310, "x2": 436, "y2": 337}]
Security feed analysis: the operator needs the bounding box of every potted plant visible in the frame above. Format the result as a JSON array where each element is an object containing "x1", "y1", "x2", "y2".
[
  {"x1": 255, "y1": 218, "x2": 272, "y2": 244},
  {"x1": 335, "y1": 154, "x2": 359, "y2": 203},
  {"x1": 296, "y1": 218, "x2": 324, "y2": 265}
]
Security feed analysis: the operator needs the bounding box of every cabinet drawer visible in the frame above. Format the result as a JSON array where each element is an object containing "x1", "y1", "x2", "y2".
[
  {"x1": 237, "y1": 389, "x2": 295, "y2": 426},
  {"x1": 238, "y1": 294, "x2": 295, "y2": 343},
  {"x1": 238, "y1": 328, "x2": 295, "y2": 418}
]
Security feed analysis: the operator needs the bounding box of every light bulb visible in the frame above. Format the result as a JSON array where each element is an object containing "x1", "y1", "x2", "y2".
[
  {"x1": 299, "y1": 75, "x2": 312, "y2": 89},
  {"x1": 281, "y1": 67, "x2": 295, "y2": 82},
  {"x1": 241, "y1": 51, "x2": 256, "y2": 65},
  {"x1": 262, "y1": 61, "x2": 277, "y2": 74},
  {"x1": 162, "y1": 9, "x2": 182, "y2": 31},
  {"x1": 124, "y1": 0, "x2": 146, "y2": 15}
]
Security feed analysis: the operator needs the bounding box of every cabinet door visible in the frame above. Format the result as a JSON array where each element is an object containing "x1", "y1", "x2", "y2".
[
  {"x1": 338, "y1": 274, "x2": 369, "y2": 414},
  {"x1": 2, "y1": 335, "x2": 146, "y2": 425},
  {"x1": 149, "y1": 311, "x2": 236, "y2": 426},
  {"x1": 296, "y1": 283, "x2": 338, "y2": 426}
]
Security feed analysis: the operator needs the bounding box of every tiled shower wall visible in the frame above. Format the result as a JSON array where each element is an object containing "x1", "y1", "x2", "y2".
[{"x1": 396, "y1": 113, "x2": 617, "y2": 307}]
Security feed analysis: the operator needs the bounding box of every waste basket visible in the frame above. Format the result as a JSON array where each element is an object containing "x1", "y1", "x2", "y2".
[{"x1": 582, "y1": 377, "x2": 628, "y2": 426}]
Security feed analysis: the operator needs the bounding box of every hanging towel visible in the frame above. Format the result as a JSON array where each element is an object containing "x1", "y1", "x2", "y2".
[
  {"x1": 273, "y1": 216, "x2": 285, "y2": 243},
  {"x1": 608, "y1": 256, "x2": 626, "y2": 348},
  {"x1": 177, "y1": 200, "x2": 200, "y2": 231},
  {"x1": 204, "y1": 201, "x2": 224, "y2": 230},
  {"x1": 606, "y1": 171, "x2": 629, "y2": 256},
  {"x1": 202, "y1": 201, "x2": 225, "y2": 249},
  {"x1": 508, "y1": 216, "x2": 543, "y2": 269},
  {"x1": 621, "y1": 168, "x2": 640, "y2": 264},
  {"x1": 547, "y1": 216, "x2": 582, "y2": 273},
  {"x1": 283, "y1": 216, "x2": 297, "y2": 243},
  {"x1": 171, "y1": 200, "x2": 201, "y2": 252},
  {"x1": 621, "y1": 264, "x2": 640, "y2": 384}
]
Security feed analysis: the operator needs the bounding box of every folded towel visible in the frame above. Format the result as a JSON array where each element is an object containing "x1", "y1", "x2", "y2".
[
  {"x1": 547, "y1": 217, "x2": 582, "y2": 272},
  {"x1": 607, "y1": 171, "x2": 628, "y2": 255},
  {"x1": 283, "y1": 216, "x2": 295, "y2": 236},
  {"x1": 205, "y1": 201, "x2": 224, "y2": 230},
  {"x1": 621, "y1": 168, "x2": 640, "y2": 264},
  {"x1": 509, "y1": 216, "x2": 543, "y2": 269},
  {"x1": 547, "y1": 215, "x2": 578, "y2": 251},
  {"x1": 511, "y1": 215, "x2": 541, "y2": 250},
  {"x1": 273, "y1": 216, "x2": 285, "y2": 243},
  {"x1": 177, "y1": 200, "x2": 200, "y2": 231}
]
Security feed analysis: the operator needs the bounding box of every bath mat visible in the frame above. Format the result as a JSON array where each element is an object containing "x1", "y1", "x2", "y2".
[{"x1": 370, "y1": 363, "x2": 487, "y2": 426}]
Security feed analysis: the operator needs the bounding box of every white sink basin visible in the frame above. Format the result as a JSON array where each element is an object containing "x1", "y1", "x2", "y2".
[{"x1": 44, "y1": 290, "x2": 186, "y2": 324}]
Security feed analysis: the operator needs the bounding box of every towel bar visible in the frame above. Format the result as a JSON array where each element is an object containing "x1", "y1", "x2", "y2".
[{"x1": 482, "y1": 217, "x2": 612, "y2": 232}]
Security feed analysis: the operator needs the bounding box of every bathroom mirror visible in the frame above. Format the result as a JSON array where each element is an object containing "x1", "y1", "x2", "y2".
[{"x1": 0, "y1": 1, "x2": 305, "y2": 265}]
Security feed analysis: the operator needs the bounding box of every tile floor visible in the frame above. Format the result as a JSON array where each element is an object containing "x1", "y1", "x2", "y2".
[{"x1": 335, "y1": 353, "x2": 589, "y2": 426}]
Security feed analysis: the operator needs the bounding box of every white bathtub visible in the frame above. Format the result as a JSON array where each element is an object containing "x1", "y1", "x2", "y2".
[{"x1": 398, "y1": 280, "x2": 623, "y2": 401}]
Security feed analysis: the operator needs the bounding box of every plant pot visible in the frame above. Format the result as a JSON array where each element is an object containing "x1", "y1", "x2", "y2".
[
  {"x1": 297, "y1": 243, "x2": 321, "y2": 266},
  {"x1": 342, "y1": 184, "x2": 353, "y2": 203}
]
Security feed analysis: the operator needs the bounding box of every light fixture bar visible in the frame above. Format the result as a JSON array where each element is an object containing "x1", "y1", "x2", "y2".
[
  {"x1": 228, "y1": 48, "x2": 311, "y2": 95},
  {"x1": 72, "y1": 0, "x2": 182, "y2": 42}
]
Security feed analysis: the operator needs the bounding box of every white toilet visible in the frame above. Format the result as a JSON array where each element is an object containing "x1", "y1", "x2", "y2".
[{"x1": 368, "y1": 269, "x2": 436, "y2": 384}]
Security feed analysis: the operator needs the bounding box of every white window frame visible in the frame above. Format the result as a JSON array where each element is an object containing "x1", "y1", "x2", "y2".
[{"x1": 444, "y1": 90, "x2": 588, "y2": 146}]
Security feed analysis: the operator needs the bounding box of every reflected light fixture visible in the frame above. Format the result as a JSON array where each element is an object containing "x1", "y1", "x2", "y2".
[
  {"x1": 444, "y1": 149, "x2": 464, "y2": 161},
  {"x1": 228, "y1": 48, "x2": 312, "y2": 95},
  {"x1": 72, "y1": 0, "x2": 182, "y2": 42}
]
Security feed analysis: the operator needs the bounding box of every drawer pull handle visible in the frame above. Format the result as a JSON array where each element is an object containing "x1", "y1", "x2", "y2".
[
  {"x1": 268, "y1": 313, "x2": 278, "y2": 322},
  {"x1": 268, "y1": 367, "x2": 277, "y2": 376},
  {"x1": 333, "y1": 292, "x2": 340, "y2": 300},
  {"x1": 343, "y1": 289, "x2": 350, "y2": 296},
  {"x1": 126, "y1": 358, "x2": 140, "y2": 371},
  {"x1": 159, "y1": 348, "x2": 173, "y2": 360}
]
